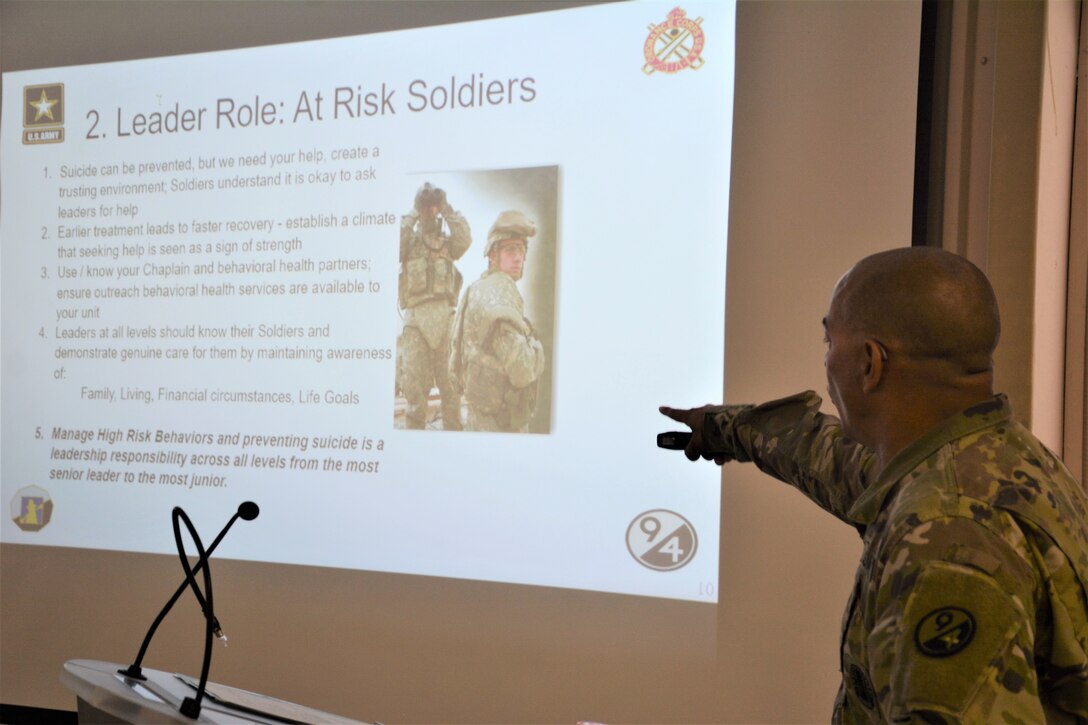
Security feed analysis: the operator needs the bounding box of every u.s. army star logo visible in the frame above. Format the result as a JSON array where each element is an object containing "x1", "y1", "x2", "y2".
[
  {"x1": 914, "y1": 606, "x2": 976, "y2": 657},
  {"x1": 642, "y1": 7, "x2": 705, "y2": 75},
  {"x1": 23, "y1": 83, "x2": 65, "y2": 144}
]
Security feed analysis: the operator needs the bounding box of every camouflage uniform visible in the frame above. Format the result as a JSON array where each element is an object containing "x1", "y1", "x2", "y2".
[
  {"x1": 396, "y1": 186, "x2": 470, "y2": 430},
  {"x1": 701, "y1": 392, "x2": 1088, "y2": 723},
  {"x1": 449, "y1": 212, "x2": 544, "y2": 433}
]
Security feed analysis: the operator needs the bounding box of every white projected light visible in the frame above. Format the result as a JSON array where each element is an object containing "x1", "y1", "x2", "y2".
[{"x1": 1, "y1": 2, "x2": 735, "y2": 602}]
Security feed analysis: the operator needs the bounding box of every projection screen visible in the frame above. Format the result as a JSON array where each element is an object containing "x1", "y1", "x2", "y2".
[{"x1": 2, "y1": 1, "x2": 733, "y2": 602}]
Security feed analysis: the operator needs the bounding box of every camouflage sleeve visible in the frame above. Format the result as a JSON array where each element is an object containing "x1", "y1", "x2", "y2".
[
  {"x1": 444, "y1": 208, "x2": 471, "y2": 260},
  {"x1": 868, "y1": 514, "x2": 1046, "y2": 723},
  {"x1": 491, "y1": 319, "x2": 544, "y2": 389},
  {"x1": 399, "y1": 210, "x2": 419, "y2": 262},
  {"x1": 703, "y1": 391, "x2": 877, "y2": 525}
]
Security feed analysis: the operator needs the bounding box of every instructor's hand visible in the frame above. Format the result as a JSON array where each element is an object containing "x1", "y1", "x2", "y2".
[{"x1": 659, "y1": 405, "x2": 729, "y2": 465}]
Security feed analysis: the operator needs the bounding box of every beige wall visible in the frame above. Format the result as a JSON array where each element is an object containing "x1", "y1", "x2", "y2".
[
  {"x1": 1, "y1": 1, "x2": 923, "y2": 722},
  {"x1": 720, "y1": 0, "x2": 919, "y2": 717},
  {"x1": 1032, "y1": 0, "x2": 1078, "y2": 450},
  {"x1": 1065, "y1": 1, "x2": 1088, "y2": 485},
  {"x1": 933, "y1": 0, "x2": 1085, "y2": 466}
]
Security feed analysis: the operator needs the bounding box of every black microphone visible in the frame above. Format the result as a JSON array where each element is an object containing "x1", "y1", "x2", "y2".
[
  {"x1": 238, "y1": 501, "x2": 259, "y2": 521},
  {"x1": 119, "y1": 502, "x2": 260, "y2": 682}
]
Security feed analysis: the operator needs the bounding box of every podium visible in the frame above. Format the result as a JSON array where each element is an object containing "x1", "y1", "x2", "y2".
[{"x1": 61, "y1": 659, "x2": 365, "y2": 724}]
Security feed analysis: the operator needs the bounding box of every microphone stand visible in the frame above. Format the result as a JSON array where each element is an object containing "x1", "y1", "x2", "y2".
[
  {"x1": 172, "y1": 507, "x2": 214, "y2": 719},
  {"x1": 118, "y1": 502, "x2": 259, "y2": 687}
]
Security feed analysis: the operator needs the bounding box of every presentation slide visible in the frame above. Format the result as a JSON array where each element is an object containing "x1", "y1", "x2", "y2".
[{"x1": 1, "y1": 1, "x2": 734, "y2": 603}]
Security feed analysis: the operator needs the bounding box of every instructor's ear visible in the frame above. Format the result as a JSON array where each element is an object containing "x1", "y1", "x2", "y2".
[{"x1": 861, "y1": 339, "x2": 887, "y2": 393}]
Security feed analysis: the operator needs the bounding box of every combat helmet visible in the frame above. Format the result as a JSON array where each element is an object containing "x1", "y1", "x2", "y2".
[{"x1": 485, "y1": 210, "x2": 536, "y2": 257}]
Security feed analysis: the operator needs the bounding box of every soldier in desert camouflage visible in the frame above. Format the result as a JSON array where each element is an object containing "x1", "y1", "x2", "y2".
[
  {"x1": 662, "y1": 247, "x2": 1088, "y2": 723},
  {"x1": 449, "y1": 210, "x2": 545, "y2": 433},
  {"x1": 396, "y1": 183, "x2": 470, "y2": 430}
]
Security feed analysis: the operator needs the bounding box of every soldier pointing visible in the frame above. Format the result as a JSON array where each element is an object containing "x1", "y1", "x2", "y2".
[{"x1": 661, "y1": 247, "x2": 1088, "y2": 722}]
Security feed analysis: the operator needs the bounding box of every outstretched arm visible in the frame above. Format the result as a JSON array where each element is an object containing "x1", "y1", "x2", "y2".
[{"x1": 661, "y1": 391, "x2": 878, "y2": 524}]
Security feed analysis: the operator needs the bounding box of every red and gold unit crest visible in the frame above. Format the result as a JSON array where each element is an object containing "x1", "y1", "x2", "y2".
[{"x1": 643, "y1": 7, "x2": 705, "y2": 75}]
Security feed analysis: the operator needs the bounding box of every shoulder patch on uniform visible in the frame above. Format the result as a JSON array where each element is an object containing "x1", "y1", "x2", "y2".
[
  {"x1": 914, "y1": 607, "x2": 975, "y2": 657},
  {"x1": 890, "y1": 561, "x2": 1025, "y2": 718}
]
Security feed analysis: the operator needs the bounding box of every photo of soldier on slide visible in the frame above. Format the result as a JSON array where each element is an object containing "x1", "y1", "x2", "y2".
[
  {"x1": 393, "y1": 166, "x2": 558, "y2": 434},
  {"x1": 395, "y1": 182, "x2": 470, "y2": 430}
]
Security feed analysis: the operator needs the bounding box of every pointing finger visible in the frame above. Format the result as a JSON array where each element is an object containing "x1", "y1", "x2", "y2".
[{"x1": 659, "y1": 405, "x2": 689, "y2": 423}]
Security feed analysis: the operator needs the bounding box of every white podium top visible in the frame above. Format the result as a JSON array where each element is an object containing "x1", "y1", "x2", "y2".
[{"x1": 61, "y1": 659, "x2": 366, "y2": 724}]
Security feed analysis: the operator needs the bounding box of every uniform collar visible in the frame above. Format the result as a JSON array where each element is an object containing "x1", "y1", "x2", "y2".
[{"x1": 847, "y1": 395, "x2": 1012, "y2": 525}]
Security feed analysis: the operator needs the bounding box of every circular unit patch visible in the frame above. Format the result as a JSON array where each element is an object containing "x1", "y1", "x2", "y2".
[
  {"x1": 625, "y1": 509, "x2": 697, "y2": 571},
  {"x1": 914, "y1": 606, "x2": 976, "y2": 657}
]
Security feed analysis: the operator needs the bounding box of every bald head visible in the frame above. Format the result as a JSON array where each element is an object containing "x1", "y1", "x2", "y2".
[{"x1": 830, "y1": 247, "x2": 1000, "y2": 376}]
